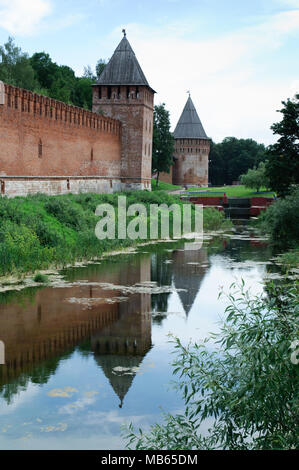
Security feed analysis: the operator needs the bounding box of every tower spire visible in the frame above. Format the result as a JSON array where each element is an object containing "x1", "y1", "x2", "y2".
[{"x1": 122, "y1": 28, "x2": 126, "y2": 37}]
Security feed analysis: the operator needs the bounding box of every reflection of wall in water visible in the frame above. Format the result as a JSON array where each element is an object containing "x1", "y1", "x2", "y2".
[
  {"x1": 0, "y1": 255, "x2": 152, "y2": 401},
  {"x1": 172, "y1": 248, "x2": 209, "y2": 315}
]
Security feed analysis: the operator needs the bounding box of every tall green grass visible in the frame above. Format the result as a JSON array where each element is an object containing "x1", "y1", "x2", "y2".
[{"x1": 0, "y1": 191, "x2": 231, "y2": 276}]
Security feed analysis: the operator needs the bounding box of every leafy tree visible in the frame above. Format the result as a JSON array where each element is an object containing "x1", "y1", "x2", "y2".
[
  {"x1": 96, "y1": 59, "x2": 107, "y2": 78},
  {"x1": 240, "y1": 161, "x2": 269, "y2": 193},
  {"x1": 209, "y1": 137, "x2": 266, "y2": 186},
  {"x1": 73, "y1": 77, "x2": 94, "y2": 109},
  {"x1": 265, "y1": 94, "x2": 299, "y2": 196},
  {"x1": 83, "y1": 65, "x2": 96, "y2": 80},
  {"x1": 125, "y1": 280, "x2": 299, "y2": 450},
  {"x1": 0, "y1": 37, "x2": 36, "y2": 91},
  {"x1": 30, "y1": 52, "x2": 59, "y2": 90},
  {"x1": 152, "y1": 104, "x2": 175, "y2": 188}
]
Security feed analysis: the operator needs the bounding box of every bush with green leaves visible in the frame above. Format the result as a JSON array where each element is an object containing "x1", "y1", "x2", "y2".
[
  {"x1": 258, "y1": 185, "x2": 299, "y2": 247},
  {"x1": 124, "y1": 280, "x2": 299, "y2": 450},
  {"x1": 0, "y1": 192, "x2": 232, "y2": 276}
]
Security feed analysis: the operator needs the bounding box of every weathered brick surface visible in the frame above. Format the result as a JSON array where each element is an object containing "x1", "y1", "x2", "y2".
[
  {"x1": 0, "y1": 82, "x2": 123, "y2": 196},
  {"x1": 92, "y1": 85, "x2": 153, "y2": 190},
  {"x1": 157, "y1": 167, "x2": 173, "y2": 185},
  {"x1": 0, "y1": 80, "x2": 154, "y2": 196},
  {"x1": 173, "y1": 138, "x2": 210, "y2": 187}
]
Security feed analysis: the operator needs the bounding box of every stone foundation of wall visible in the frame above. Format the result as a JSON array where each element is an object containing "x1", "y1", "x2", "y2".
[{"x1": 0, "y1": 176, "x2": 151, "y2": 198}]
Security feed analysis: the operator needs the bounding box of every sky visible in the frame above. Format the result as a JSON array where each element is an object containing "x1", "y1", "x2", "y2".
[{"x1": 0, "y1": 0, "x2": 298, "y2": 144}]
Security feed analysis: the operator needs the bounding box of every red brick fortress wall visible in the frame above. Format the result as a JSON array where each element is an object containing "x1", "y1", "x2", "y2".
[{"x1": 0, "y1": 82, "x2": 122, "y2": 197}]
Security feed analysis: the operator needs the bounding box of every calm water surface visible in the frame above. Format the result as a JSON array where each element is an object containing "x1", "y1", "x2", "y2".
[{"x1": 0, "y1": 229, "x2": 278, "y2": 449}]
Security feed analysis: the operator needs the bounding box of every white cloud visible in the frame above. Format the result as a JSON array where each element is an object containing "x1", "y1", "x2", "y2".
[
  {"x1": 277, "y1": 0, "x2": 299, "y2": 7},
  {"x1": 110, "y1": 9, "x2": 298, "y2": 144},
  {"x1": 0, "y1": 0, "x2": 52, "y2": 35}
]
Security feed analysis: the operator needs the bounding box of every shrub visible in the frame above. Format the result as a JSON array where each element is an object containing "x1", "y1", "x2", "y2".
[
  {"x1": 33, "y1": 273, "x2": 48, "y2": 283},
  {"x1": 258, "y1": 185, "x2": 299, "y2": 247}
]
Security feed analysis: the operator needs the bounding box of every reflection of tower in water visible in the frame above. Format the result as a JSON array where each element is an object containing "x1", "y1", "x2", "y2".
[
  {"x1": 172, "y1": 248, "x2": 209, "y2": 316},
  {"x1": 0, "y1": 255, "x2": 152, "y2": 407},
  {"x1": 150, "y1": 250, "x2": 173, "y2": 315},
  {"x1": 91, "y1": 257, "x2": 152, "y2": 408}
]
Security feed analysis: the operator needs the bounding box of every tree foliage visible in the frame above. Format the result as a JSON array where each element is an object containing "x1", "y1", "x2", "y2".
[
  {"x1": 240, "y1": 161, "x2": 269, "y2": 193},
  {"x1": 265, "y1": 94, "x2": 299, "y2": 196},
  {"x1": 209, "y1": 137, "x2": 267, "y2": 186},
  {"x1": 0, "y1": 37, "x2": 37, "y2": 91},
  {"x1": 96, "y1": 59, "x2": 107, "y2": 78},
  {"x1": 258, "y1": 185, "x2": 299, "y2": 248},
  {"x1": 125, "y1": 280, "x2": 299, "y2": 450},
  {"x1": 152, "y1": 104, "x2": 175, "y2": 187},
  {"x1": 0, "y1": 37, "x2": 103, "y2": 110}
]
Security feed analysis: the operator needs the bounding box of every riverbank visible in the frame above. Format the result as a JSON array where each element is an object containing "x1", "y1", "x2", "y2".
[{"x1": 0, "y1": 191, "x2": 232, "y2": 281}]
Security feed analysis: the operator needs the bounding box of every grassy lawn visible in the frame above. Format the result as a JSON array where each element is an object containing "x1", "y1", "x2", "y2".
[
  {"x1": 151, "y1": 179, "x2": 181, "y2": 192},
  {"x1": 184, "y1": 185, "x2": 276, "y2": 198}
]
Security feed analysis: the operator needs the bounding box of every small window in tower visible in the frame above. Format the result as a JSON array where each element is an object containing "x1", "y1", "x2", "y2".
[
  {"x1": 107, "y1": 86, "x2": 112, "y2": 99},
  {"x1": 127, "y1": 87, "x2": 130, "y2": 99},
  {"x1": 1, "y1": 180, "x2": 5, "y2": 195},
  {"x1": 91, "y1": 148, "x2": 94, "y2": 161},
  {"x1": 38, "y1": 139, "x2": 43, "y2": 158},
  {"x1": 118, "y1": 86, "x2": 121, "y2": 99},
  {"x1": 99, "y1": 87, "x2": 102, "y2": 99},
  {"x1": 136, "y1": 86, "x2": 139, "y2": 98}
]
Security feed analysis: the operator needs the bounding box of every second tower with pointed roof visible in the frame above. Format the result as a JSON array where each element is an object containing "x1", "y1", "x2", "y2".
[{"x1": 172, "y1": 96, "x2": 210, "y2": 187}]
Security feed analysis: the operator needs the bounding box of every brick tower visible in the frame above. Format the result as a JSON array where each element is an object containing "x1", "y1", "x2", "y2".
[
  {"x1": 173, "y1": 95, "x2": 210, "y2": 187},
  {"x1": 92, "y1": 31, "x2": 155, "y2": 190}
]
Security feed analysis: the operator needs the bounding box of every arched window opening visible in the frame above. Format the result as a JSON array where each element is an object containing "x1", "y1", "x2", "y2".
[
  {"x1": 91, "y1": 148, "x2": 94, "y2": 161},
  {"x1": 98, "y1": 87, "x2": 102, "y2": 99},
  {"x1": 67, "y1": 178, "x2": 70, "y2": 190},
  {"x1": 107, "y1": 86, "x2": 112, "y2": 99},
  {"x1": 1, "y1": 180, "x2": 5, "y2": 195}
]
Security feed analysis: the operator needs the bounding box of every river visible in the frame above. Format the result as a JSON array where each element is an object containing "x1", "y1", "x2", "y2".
[{"x1": 0, "y1": 227, "x2": 280, "y2": 449}]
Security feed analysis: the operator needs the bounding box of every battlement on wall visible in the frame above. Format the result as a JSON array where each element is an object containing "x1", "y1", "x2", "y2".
[{"x1": 0, "y1": 81, "x2": 121, "y2": 136}]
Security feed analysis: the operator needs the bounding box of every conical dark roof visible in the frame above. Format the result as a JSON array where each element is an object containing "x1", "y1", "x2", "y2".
[
  {"x1": 97, "y1": 35, "x2": 151, "y2": 88},
  {"x1": 174, "y1": 96, "x2": 209, "y2": 140},
  {"x1": 94, "y1": 354, "x2": 146, "y2": 408}
]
